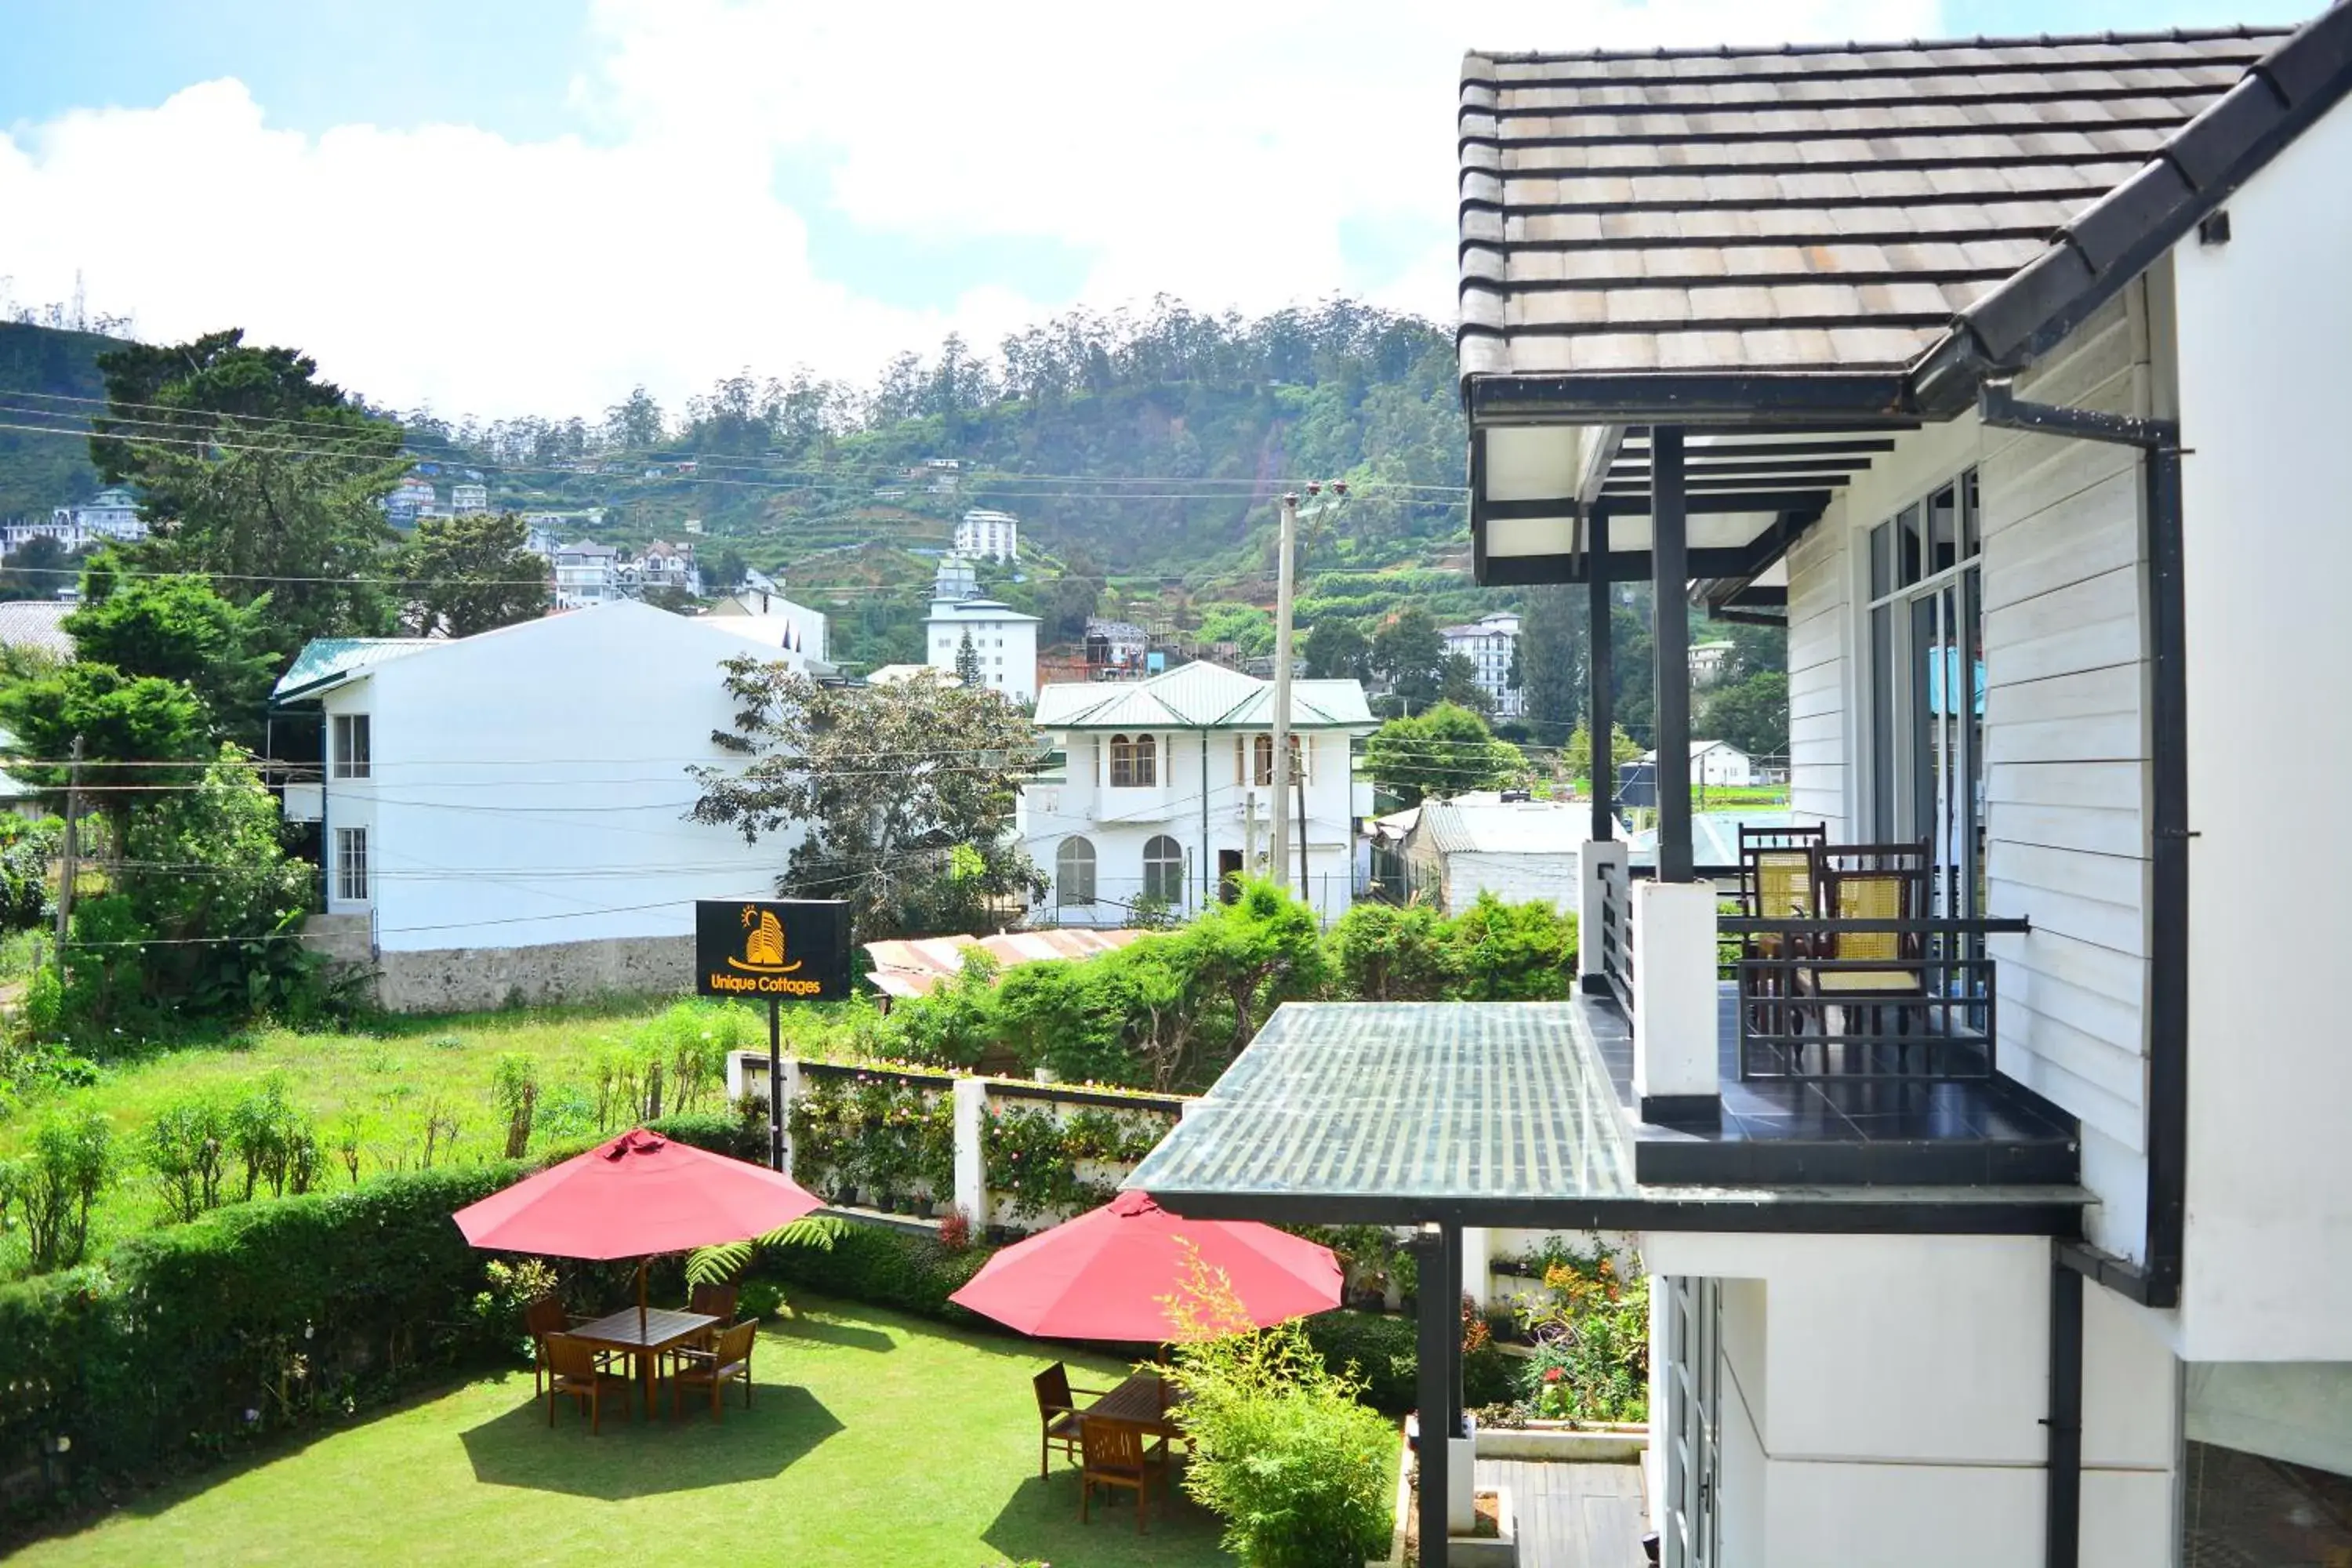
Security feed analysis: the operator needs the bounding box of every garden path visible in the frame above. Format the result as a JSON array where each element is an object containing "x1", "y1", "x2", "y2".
[{"x1": 1477, "y1": 1456, "x2": 1650, "y2": 1567}]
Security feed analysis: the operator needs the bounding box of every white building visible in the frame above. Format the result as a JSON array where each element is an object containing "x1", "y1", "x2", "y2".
[
  {"x1": 449, "y1": 482, "x2": 489, "y2": 514},
  {"x1": 955, "y1": 508, "x2": 1019, "y2": 562},
  {"x1": 5, "y1": 487, "x2": 147, "y2": 555},
  {"x1": 1689, "y1": 640, "x2": 1737, "y2": 686},
  {"x1": 925, "y1": 597, "x2": 1039, "y2": 704},
  {"x1": 1131, "y1": 22, "x2": 2352, "y2": 1568},
  {"x1": 552, "y1": 541, "x2": 619, "y2": 608},
  {"x1": 1437, "y1": 610, "x2": 1521, "y2": 717},
  {"x1": 1029, "y1": 660, "x2": 1375, "y2": 926},
  {"x1": 1637, "y1": 739, "x2": 1755, "y2": 789},
  {"x1": 1401, "y1": 793, "x2": 1588, "y2": 912},
  {"x1": 385, "y1": 476, "x2": 436, "y2": 529},
  {"x1": 271, "y1": 601, "x2": 815, "y2": 1011},
  {"x1": 633, "y1": 539, "x2": 701, "y2": 597},
  {"x1": 707, "y1": 589, "x2": 826, "y2": 662}
]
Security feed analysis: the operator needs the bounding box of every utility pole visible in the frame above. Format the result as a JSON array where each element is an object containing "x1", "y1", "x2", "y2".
[
  {"x1": 53, "y1": 735, "x2": 82, "y2": 975},
  {"x1": 1269, "y1": 492, "x2": 1299, "y2": 892}
]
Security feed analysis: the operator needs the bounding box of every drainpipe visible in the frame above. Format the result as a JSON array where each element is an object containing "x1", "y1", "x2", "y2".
[
  {"x1": 1977, "y1": 380, "x2": 2189, "y2": 1311},
  {"x1": 2044, "y1": 1252, "x2": 2085, "y2": 1568}
]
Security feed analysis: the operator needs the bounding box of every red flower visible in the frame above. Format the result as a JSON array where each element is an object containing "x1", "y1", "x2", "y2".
[{"x1": 1543, "y1": 1367, "x2": 1564, "y2": 1384}]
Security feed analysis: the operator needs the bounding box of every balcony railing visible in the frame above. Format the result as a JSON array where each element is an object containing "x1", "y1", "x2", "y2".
[
  {"x1": 1598, "y1": 858, "x2": 1636, "y2": 1014},
  {"x1": 1719, "y1": 914, "x2": 2029, "y2": 1083}
]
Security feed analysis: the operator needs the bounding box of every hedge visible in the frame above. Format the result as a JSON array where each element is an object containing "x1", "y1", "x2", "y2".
[
  {"x1": 0, "y1": 1163, "x2": 532, "y2": 1516},
  {"x1": 760, "y1": 1220, "x2": 996, "y2": 1326}
]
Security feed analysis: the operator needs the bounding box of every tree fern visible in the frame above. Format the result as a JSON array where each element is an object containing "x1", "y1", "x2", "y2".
[{"x1": 684, "y1": 1214, "x2": 847, "y2": 1287}]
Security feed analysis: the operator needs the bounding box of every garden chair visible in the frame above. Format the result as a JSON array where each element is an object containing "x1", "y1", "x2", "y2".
[
  {"x1": 1737, "y1": 831, "x2": 1824, "y2": 1046},
  {"x1": 669, "y1": 1319, "x2": 759, "y2": 1422},
  {"x1": 681, "y1": 1281, "x2": 742, "y2": 1352},
  {"x1": 544, "y1": 1334, "x2": 633, "y2": 1435},
  {"x1": 524, "y1": 1296, "x2": 569, "y2": 1396},
  {"x1": 1033, "y1": 1362, "x2": 1112, "y2": 1478},
  {"x1": 1079, "y1": 1416, "x2": 1168, "y2": 1534}
]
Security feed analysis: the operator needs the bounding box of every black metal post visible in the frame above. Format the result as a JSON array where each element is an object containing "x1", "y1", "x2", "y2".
[
  {"x1": 1588, "y1": 505, "x2": 1614, "y2": 841},
  {"x1": 1442, "y1": 1221, "x2": 1465, "y2": 1440},
  {"x1": 2142, "y1": 441, "x2": 2189, "y2": 1307},
  {"x1": 768, "y1": 998, "x2": 784, "y2": 1172},
  {"x1": 1651, "y1": 426, "x2": 1692, "y2": 883},
  {"x1": 2045, "y1": 1253, "x2": 2084, "y2": 1567},
  {"x1": 1414, "y1": 1225, "x2": 1452, "y2": 1568}
]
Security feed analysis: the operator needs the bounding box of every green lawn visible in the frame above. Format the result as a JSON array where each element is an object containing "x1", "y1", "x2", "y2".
[
  {"x1": 13, "y1": 1295, "x2": 1239, "y2": 1567},
  {"x1": 0, "y1": 993, "x2": 879, "y2": 1276}
]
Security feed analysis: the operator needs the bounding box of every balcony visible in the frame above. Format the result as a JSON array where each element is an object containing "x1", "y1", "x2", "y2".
[{"x1": 1583, "y1": 851, "x2": 2075, "y2": 1189}]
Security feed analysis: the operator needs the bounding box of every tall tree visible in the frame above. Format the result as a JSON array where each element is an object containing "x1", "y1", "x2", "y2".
[
  {"x1": 688, "y1": 662, "x2": 1046, "y2": 938},
  {"x1": 402, "y1": 512, "x2": 550, "y2": 637},
  {"x1": 954, "y1": 629, "x2": 982, "y2": 686},
  {"x1": 1437, "y1": 652, "x2": 1492, "y2": 717},
  {"x1": 1370, "y1": 607, "x2": 1445, "y2": 710},
  {"x1": 0, "y1": 536, "x2": 93, "y2": 602},
  {"x1": 1517, "y1": 585, "x2": 1581, "y2": 731},
  {"x1": 0, "y1": 663, "x2": 210, "y2": 855},
  {"x1": 62, "y1": 557, "x2": 279, "y2": 746},
  {"x1": 1301, "y1": 618, "x2": 1370, "y2": 681},
  {"x1": 1699, "y1": 670, "x2": 1790, "y2": 759},
  {"x1": 93, "y1": 330, "x2": 406, "y2": 647},
  {"x1": 1361, "y1": 702, "x2": 1526, "y2": 806}
]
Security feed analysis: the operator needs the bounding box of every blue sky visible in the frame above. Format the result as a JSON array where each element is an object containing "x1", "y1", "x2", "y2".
[{"x1": 0, "y1": 0, "x2": 2319, "y2": 416}]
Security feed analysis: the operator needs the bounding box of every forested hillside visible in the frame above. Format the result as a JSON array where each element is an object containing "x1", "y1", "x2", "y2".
[{"x1": 0, "y1": 321, "x2": 113, "y2": 514}]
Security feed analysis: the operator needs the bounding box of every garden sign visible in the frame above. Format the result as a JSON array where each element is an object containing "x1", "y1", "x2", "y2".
[{"x1": 695, "y1": 898, "x2": 851, "y2": 1171}]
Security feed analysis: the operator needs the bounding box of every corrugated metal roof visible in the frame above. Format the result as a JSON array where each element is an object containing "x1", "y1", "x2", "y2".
[
  {"x1": 1457, "y1": 27, "x2": 2290, "y2": 380},
  {"x1": 1033, "y1": 660, "x2": 1373, "y2": 730},
  {"x1": 1628, "y1": 810, "x2": 1795, "y2": 869},
  {"x1": 1418, "y1": 797, "x2": 1589, "y2": 857},
  {"x1": 862, "y1": 927, "x2": 1147, "y2": 999},
  {"x1": 0, "y1": 601, "x2": 74, "y2": 659},
  {"x1": 271, "y1": 637, "x2": 428, "y2": 701}
]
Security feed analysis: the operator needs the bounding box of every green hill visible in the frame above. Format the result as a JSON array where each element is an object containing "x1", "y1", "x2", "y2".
[{"x1": 0, "y1": 321, "x2": 113, "y2": 516}]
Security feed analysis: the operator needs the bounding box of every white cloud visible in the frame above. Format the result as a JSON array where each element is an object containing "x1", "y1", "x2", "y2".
[{"x1": 0, "y1": 0, "x2": 1938, "y2": 419}]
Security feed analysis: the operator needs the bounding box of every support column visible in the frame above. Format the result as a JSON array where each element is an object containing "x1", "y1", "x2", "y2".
[
  {"x1": 1443, "y1": 1222, "x2": 1474, "y2": 1537},
  {"x1": 1460, "y1": 1225, "x2": 1492, "y2": 1308},
  {"x1": 1414, "y1": 1224, "x2": 1454, "y2": 1568},
  {"x1": 1588, "y1": 504, "x2": 1614, "y2": 841},
  {"x1": 1632, "y1": 879, "x2": 1721, "y2": 1123},
  {"x1": 952, "y1": 1076, "x2": 990, "y2": 1231},
  {"x1": 1650, "y1": 427, "x2": 1692, "y2": 883}
]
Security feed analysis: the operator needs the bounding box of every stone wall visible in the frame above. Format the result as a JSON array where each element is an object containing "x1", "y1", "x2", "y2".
[{"x1": 368, "y1": 935, "x2": 694, "y2": 1014}]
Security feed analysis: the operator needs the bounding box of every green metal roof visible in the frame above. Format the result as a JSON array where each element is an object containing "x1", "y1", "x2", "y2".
[
  {"x1": 271, "y1": 637, "x2": 427, "y2": 702},
  {"x1": 1033, "y1": 660, "x2": 1373, "y2": 730}
]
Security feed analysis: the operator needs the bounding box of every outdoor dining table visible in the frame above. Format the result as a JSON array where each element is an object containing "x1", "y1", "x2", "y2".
[
  {"x1": 565, "y1": 1306, "x2": 720, "y2": 1420},
  {"x1": 1083, "y1": 1369, "x2": 1185, "y2": 1442}
]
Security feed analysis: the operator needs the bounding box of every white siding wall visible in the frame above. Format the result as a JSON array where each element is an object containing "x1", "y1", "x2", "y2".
[
  {"x1": 1980, "y1": 289, "x2": 2157, "y2": 1262},
  {"x1": 321, "y1": 603, "x2": 794, "y2": 951},
  {"x1": 2172, "y1": 96, "x2": 2352, "y2": 1363},
  {"x1": 1782, "y1": 523, "x2": 1850, "y2": 838},
  {"x1": 1439, "y1": 850, "x2": 1578, "y2": 913}
]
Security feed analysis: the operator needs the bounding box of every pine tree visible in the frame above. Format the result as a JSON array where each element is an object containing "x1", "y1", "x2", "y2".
[
  {"x1": 1518, "y1": 584, "x2": 1581, "y2": 731},
  {"x1": 954, "y1": 629, "x2": 982, "y2": 686}
]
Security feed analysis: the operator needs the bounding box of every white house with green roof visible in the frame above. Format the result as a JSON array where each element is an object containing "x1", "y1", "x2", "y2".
[{"x1": 1027, "y1": 659, "x2": 1374, "y2": 925}]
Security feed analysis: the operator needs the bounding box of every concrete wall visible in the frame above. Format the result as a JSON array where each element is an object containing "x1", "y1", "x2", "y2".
[
  {"x1": 374, "y1": 935, "x2": 692, "y2": 1014},
  {"x1": 1644, "y1": 1231, "x2": 2179, "y2": 1568},
  {"x1": 319, "y1": 601, "x2": 796, "y2": 956},
  {"x1": 2172, "y1": 93, "x2": 2352, "y2": 1363}
]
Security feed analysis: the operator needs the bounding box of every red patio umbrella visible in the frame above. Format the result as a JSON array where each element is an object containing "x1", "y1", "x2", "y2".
[
  {"x1": 454, "y1": 1127, "x2": 824, "y2": 1337},
  {"x1": 949, "y1": 1189, "x2": 1341, "y2": 1341}
]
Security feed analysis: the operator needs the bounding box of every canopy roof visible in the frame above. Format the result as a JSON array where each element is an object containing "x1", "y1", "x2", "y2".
[
  {"x1": 1456, "y1": 9, "x2": 2352, "y2": 599},
  {"x1": 1033, "y1": 658, "x2": 1373, "y2": 731}
]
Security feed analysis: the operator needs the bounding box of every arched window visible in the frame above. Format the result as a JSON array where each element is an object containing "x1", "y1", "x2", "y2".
[
  {"x1": 1249, "y1": 732, "x2": 1305, "y2": 786},
  {"x1": 1056, "y1": 836, "x2": 1097, "y2": 906},
  {"x1": 1110, "y1": 731, "x2": 1157, "y2": 787},
  {"x1": 1142, "y1": 834, "x2": 1185, "y2": 904}
]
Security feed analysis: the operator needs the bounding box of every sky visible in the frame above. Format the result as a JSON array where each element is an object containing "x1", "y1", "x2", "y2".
[{"x1": 0, "y1": 0, "x2": 2317, "y2": 423}]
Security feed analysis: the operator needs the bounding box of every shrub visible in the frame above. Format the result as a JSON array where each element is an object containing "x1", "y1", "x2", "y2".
[
  {"x1": 1513, "y1": 1248, "x2": 1650, "y2": 1424},
  {"x1": 644, "y1": 1109, "x2": 767, "y2": 1163},
  {"x1": 760, "y1": 1218, "x2": 994, "y2": 1325},
  {"x1": 0, "y1": 1109, "x2": 115, "y2": 1271},
  {"x1": 144, "y1": 1095, "x2": 230, "y2": 1224},
  {"x1": 1167, "y1": 1261, "x2": 1398, "y2": 1568},
  {"x1": 0, "y1": 817, "x2": 59, "y2": 931},
  {"x1": 1300, "y1": 1307, "x2": 1517, "y2": 1417},
  {"x1": 1448, "y1": 892, "x2": 1577, "y2": 1000}
]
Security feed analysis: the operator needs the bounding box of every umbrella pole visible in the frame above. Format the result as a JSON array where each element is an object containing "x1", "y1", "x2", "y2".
[{"x1": 638, "y1": 1258, "x2": 649, "y2": 1338}]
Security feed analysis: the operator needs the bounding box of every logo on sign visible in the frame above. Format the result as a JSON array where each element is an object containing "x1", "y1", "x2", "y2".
[{"x1": 728, "y1": 908, "x2": 802, "y2": 975}]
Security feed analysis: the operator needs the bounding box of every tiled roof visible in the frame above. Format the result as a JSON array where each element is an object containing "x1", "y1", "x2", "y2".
[
  {"x1": 1033, "y1": 659, "x2": 1374, "y2": 730},
  {"x1": 0, "y1": 601, "x2": 74, "y2": 659},
  {"x1": 1458, "y1": 27, "x2": 2291, "y2": 380}
]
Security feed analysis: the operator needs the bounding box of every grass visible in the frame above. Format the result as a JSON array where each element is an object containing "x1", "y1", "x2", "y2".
[
  {"x1": 10, "y1": 1294, "x2": 1239, "y2": 1567},
  {"x1": 0, "y1": 992, "x2": 884, "y2": 1277}
]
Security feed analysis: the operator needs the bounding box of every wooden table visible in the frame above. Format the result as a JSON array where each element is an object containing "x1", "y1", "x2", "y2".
[
  {"x1": 567, "y1": 1307, "x2": 720, "y2": 1421},
  {"x1": 1083, "y1": 1370, "x2": 1185, "y2": 1441}
]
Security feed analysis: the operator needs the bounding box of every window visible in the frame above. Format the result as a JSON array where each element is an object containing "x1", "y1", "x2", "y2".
[
  {"x1": 1056, "y1": 836, "x2": 1097, "y2": 906},
  {"x1": 1142, "y1": 834, "x2": 1185, "y2": 904},
  {"x1": 1109, "y1": 732, "x2": 1157, "y2": 787},
  {"x1": 336, "y1": 826, "x2": 368, "y2": 902},
  {"x1": 1248, "y1": 732, "x2": 1306, "y2": 787},
  {"x1": 1864, "y1": 469, "x2": 1984, "y2": 919},
  {"x1": 332, "y1": 713, "x2": 371, "y2": 779}
]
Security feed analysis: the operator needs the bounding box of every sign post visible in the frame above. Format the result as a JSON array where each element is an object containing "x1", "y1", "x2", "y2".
[{"x1": 695, "y1": 898, "x2": 851, "y2": 1172}]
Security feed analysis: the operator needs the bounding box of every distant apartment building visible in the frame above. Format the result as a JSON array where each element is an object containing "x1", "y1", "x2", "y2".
[
  {"x1": 552, "y1": 541, "x2": 619, "y2": 608},
  {"x1": 955, "y1": 508, "x2": 1019, "y2": 563},
  {"x1": 385, "y1": 477, "x2": 437, "y2": 529},
  {"x1": 633, "y1": 539, "x2": 701, "y2": 596},
  {"x1": 3, "y1": 486, "x2": 148, "y2": 556},
  {"x1": 1438, "y1": 610, "x2": 1523, "y2": 717},
  {"x1": 924, "y1": 556, "x2": 1037, "y2": 702},
  {"x1": 449, "y1": 482, "x2": 490, "y2": 514}
]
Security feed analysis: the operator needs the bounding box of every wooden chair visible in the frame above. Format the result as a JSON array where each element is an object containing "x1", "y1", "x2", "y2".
[
  {"x1": 1033, "y1": 1363, "x2": 1111, "y2": 1478},
  {"x1": 1737, "y1": 836, "x2": 1824, "y2": 1045},
  {"x1": 524, "y1": 1296, "x2": 569, "y2": 1396},
  {"x1": 1795, "y1": 862, "x2": 1930, "y2": 1070},
  {"x1": 669, "y1": 1319, "x2": 758, "y2": 1422},
  {"x1": 681, "y1": 1281, "x2": 742, "y2": 1352},
  {"x1": 545, "y1": 1334, "x2": 633, "y2": 1434},
  {"x1": 1079, "y1": 1416, "x2": 1168, "y2": 1534}
]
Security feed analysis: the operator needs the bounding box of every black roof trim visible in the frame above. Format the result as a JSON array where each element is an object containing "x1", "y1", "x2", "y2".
[{"x1": 1468, "y1": 25, "x2": 2285, "y2": 70}]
